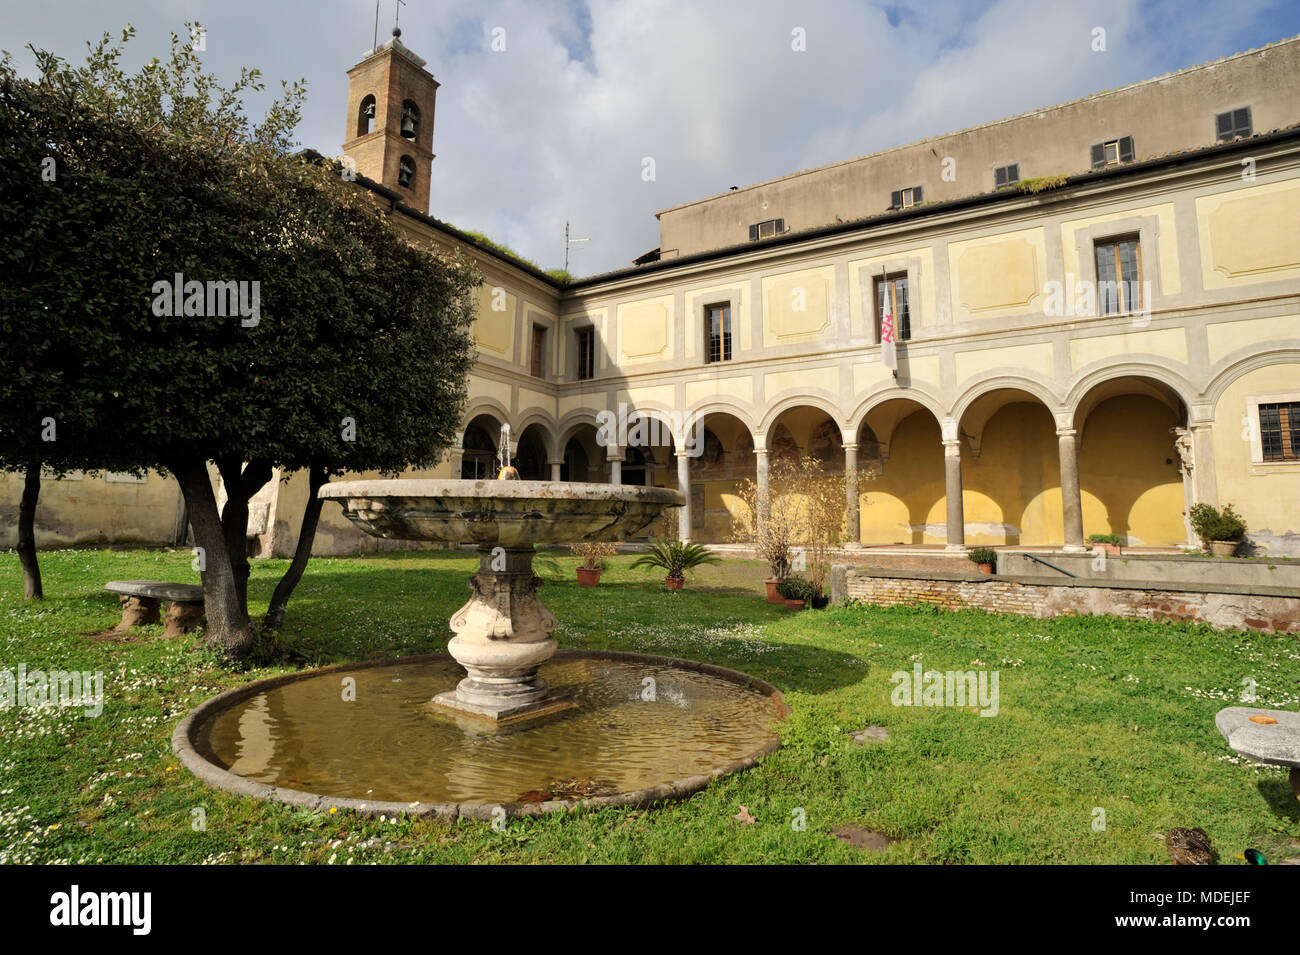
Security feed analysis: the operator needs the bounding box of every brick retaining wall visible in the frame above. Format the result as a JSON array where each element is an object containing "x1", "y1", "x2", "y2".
[{"x1": 830, "y1": 566, "x2": 1300, "y2": 634}]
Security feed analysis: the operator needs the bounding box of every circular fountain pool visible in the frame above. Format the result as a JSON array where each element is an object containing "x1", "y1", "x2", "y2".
[{"x1": 174, "y1": 650, "x2": 787, "y2": 818}]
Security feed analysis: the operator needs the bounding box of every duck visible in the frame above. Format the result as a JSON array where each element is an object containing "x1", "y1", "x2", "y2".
[{"x1": 1166, "y1": 827, "x2": 1215, "y2": 865}]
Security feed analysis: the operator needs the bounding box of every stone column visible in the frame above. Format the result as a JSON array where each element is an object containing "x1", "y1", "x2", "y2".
[
  {"x1": 943, "y1": 438, "x2": 965, "y2": 552},
  {"x1": 843, "y1": 442, "x2": 862, "y2": 548},
  {"x1": 448, "y1": 448, "x2": 464, "y2": 480},
  {"x1": 1190, "y1": 422, "x2": 1218, "y2": 508},
  {"x1": 549, "y1": 461, "x2": 563, "y2": 482},
  {"x1": 755, "y1": 446, "x2": 770, "y2": 536},
  {"x1": 608, "y1": 450, "x2": 623, "y2": 485},
  {"x1": 675, "y1": 450, "x2": 692, "y2": 541},
  {"x1": 1057, "y1": 428, "x2": 1085, "y2": 552}
]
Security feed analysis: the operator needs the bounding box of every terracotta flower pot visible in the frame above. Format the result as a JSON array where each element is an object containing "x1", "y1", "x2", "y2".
[
  {"x1": 665, "y1": 576, "x2": 685, "y2": 591},
  {"x1": 1208, "y1": 540, "x2": 1239, "y2": 558},
  {"x1": 765, "y1": 578, "x2": 783, "y2": 603},
  {"x1": 785, "y1": 598, "x2": 805, "y2": 610},
  {"x1": 977, "y1": 563, "x2": 994, "y2": 575},
  {"x1": 576, "y1": 567, "x2": 601, "y2": 586}
]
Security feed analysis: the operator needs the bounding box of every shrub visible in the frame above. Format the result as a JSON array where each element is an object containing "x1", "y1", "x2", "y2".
[
  {"x1": 569, "y1": 541, "x2": 617, "y2": 570},
  {"x1": 1188, "y1": 503, "x2": 1247, "y2": 543},
  {"x1": 776, "y1": 576, "x2": 816, "y2": 602},
  {"x1": 967, "y1": 547, "x2": 998, "y2": 567},
  {"x1": 1087, "y1": 533, "x2": 1122, "y2": 546}
]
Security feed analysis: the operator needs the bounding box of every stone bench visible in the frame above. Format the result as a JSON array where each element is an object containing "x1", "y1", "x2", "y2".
[
  {"x1": 1216, "y1": 706, "x2": 1300, "y2": 801},
  {"x1": 105, "y1": 580, "x2": 205, "y2": 638}
]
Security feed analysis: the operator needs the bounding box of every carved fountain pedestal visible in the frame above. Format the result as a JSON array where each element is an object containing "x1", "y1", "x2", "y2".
[
  {"x1": 319, "y1": 479, "x2": 683, "y2": 723},
  {"x1": 434, "y1": 546, "x2": 567, "y2": 720}
]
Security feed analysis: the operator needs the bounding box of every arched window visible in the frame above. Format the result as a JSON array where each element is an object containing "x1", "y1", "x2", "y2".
[
  {"x1": 401, "y1": 100, "x2": 420, "y2": 141},
  {"x1": 398, "y1": 155, "x2": 415, "y2": 188},
  {"x1": 357, "y1": 94, "x2": 376, "y2": 137}
]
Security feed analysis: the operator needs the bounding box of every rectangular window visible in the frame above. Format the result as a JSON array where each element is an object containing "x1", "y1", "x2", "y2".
[
  {"x1": 705, "y1": 303, "x2": 732, "y2": 363},
  {"x1": 575, "y1": 327, "x2": 594, "y2": 381},
  {"x1": 874, "y1": 274, "x2": 911, "y2": 341},
  {"x1": 748, "y1": 218, "x2": 785, "y2": 241},
  {"x1": 994, "y1": 163, "x2": 1020, "y2": 189},
  {"x1": 530, "y1": 324, "x2": 546, "y2": 378},
  {"x1": 890, "y1": 186, "x2": 923, "y2": 210},
  {"x1": 1090, "y1": 136, "x2": 1134, "y2": 169},
  {"x1": 1216, "y1": 106, "x2": 1252, "y2": 141},
  {"x1": 1094, "y1": 236, "x2": 1142, "y2": 315},
  {"x1": 1259, "y1": 402, "x2": 1300, "y2": 461}
]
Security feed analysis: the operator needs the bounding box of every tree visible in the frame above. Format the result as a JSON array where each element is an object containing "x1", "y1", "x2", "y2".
[
  {"x1": 0, "y1": 26, "x2": 479, "y2": 654},
  {"x1": 731, "y1": 456, "x2": 854, "y2": 595}
]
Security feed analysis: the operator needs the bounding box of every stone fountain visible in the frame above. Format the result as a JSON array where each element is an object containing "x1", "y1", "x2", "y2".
[
  {"x1": 318, "y1": 472, "x2": 683, "y2": 723},
  {"x1": 173, "y1": 448, "x2": 789, "y2": 816}
]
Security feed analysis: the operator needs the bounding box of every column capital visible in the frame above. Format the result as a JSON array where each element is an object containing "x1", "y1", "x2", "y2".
[
  {"x1": 605, "y1": 446, "x2": 625, "y2": 462},
  {"x1": 1055, "y1": 428, "x2": 1078, "y2": 439},
  {"x1": 674, "y1": 449, "x2": 695, "y2": 460},
  {"x1": 942, "y1": 438, "x2": 961, "y2": 456},
  {"x1": 842, "y1": 442, "x2": 860, "y2": 453}
]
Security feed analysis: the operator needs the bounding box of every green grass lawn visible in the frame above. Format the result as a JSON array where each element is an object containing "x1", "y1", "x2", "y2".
[{"x1": 1, "y1": 547, "x2": 1297, "y2": 864}]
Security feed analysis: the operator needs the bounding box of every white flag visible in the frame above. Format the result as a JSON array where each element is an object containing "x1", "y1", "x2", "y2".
[{"x1": 881, "y1": 308, "x2": 898, "y2": 373}]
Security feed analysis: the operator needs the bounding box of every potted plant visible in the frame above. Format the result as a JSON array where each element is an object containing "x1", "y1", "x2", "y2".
[
  {"x1": 630, "y1": 538, "x2": 721, "y2": 590},
  {"x1": 570, "y1": 541, "x2": 617, "y2": 586},
  {"x1": 1087, "y1": 533, "x2": 1123, "y2": 556},
  {"x1": 1188, "y1": 503, "x2": 1247, "y2": 557},
  {"x1": 967, "y1": 546, "x2": 998, "y2": 575},
  {"x1": 776, "y1": 576, "x2": 814, "y2": 610}
]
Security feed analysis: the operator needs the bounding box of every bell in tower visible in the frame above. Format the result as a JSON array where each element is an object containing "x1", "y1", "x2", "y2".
[{"x1": 340, "y1": 27, "x2": 439, "y2": 215}]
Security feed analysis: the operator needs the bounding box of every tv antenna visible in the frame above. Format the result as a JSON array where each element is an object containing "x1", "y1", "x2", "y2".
[
  {"x1": 564, "y1": 221, "x2": 589, "y2": 273},
  {"x1": 374, "y1": 0, "x2": 405, "y2": 47}
]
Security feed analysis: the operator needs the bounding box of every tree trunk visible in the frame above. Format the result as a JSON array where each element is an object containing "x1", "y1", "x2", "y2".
[
  {"x1": 264, "y1": 464, "x2": 328, "y2": 633},
  {"x1": 17, "y1": 460, "x2": 43, "y2": 600},
  {"x1": 216, "y1": 456, "x2": 271, "y2": 613},
  {"x1": 171, "y1": 456, "x2": 253, "y2": 658}
]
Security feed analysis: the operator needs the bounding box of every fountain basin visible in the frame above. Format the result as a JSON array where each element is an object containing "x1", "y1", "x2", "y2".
[
  {"x1": 319, "y1": 479, "x2": 683, "y2": 548},
  {"x1": 172, "y1": 650, "x2": 788, "y2": 819}
]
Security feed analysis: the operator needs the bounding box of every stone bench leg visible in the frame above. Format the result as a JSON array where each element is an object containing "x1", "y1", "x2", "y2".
[
  {"x1": 117, "y1": 595, "x2": 161, "y2": 631},
  {"x1": 1292, "y1": 767, "x2": 1299, "y2": 803},
  {"x1": 163, "y1": 600, "x2": 205, "y2": 638}
]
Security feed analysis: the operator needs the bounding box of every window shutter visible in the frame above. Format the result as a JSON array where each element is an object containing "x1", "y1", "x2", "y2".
[
  {"x1": 1090, "y1": 143, "x2": 1105, "y2": 169},
  {"x1": 774, "y1": 218, "x2": 785, "y2": 234},
  {"x1": 1234, "y1": 107, "x2": 1251, "y2": 135},
  {"x1": 1119, "y1": 136, "x2": 1134, "y2": 162},
  {"x1": 1216, "y1": 111, "x2": 1231, "y2": 140},
  {"x1": 912, "y1": 185, "x2": 923, "y2": 204},
  {"x1": 890, "y1": 190, "x2": 902, "y2": 210},
  {"x1": 748, "y1": 223, "x2": 759, "y2": 241},
  {"x1": 994, "y1": 167, "x2": 1006, "y2": 188},
  {"x1": 1008, "y1": 163, "x2": 1019, "y2": 183}
]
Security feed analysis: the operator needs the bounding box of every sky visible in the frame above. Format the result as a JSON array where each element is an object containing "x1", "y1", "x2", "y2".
[{"x1": 3, "y1": 0, "x2": 1299, "y2": 276}]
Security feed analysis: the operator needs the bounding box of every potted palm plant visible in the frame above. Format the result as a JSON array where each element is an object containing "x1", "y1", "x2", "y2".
[
  {"x1": 570, "y1": 541, "x2": 617, "y2": 586},
  {"x1": 967, "y1": 546, "x2": 997, "y2": 575},
  {"x1": 1087, "y1": 533, "x2": 1123, "y2": 556},
  {"x1": 630, "y1": 538, "x2": 721, "y2": 590},
  {"x1": 1188, "y1": 503, "x2": 1247, "y2": 557}
]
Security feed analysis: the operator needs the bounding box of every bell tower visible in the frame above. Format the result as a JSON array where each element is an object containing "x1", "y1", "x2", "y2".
[{"x1": 342, "y1": 27, "x2": 438, "y2": 215}]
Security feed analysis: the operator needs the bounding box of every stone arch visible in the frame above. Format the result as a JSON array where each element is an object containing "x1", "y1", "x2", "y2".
[
  {"x1": 950, "y1": 374, "x2": 1063, "y2": 428},
  {"x1": 1064, "y1": 363, "x2": 1197, "y2": 428},
  {"x1": 1203, "y1": 348, "x2": 1300, "y2": 409},
  {"x1": 758, "y1": 394, "x2": 846, "y2": 436}
]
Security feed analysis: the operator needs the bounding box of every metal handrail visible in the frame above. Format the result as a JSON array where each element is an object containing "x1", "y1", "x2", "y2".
[{"x1": 1019, "y1": 552, "x2": 1077, "y2": 578}]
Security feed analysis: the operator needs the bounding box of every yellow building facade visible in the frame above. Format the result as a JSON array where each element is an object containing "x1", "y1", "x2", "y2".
[{"x1": 8, "y1": 36, "x2": 1300, "y2": 558}]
